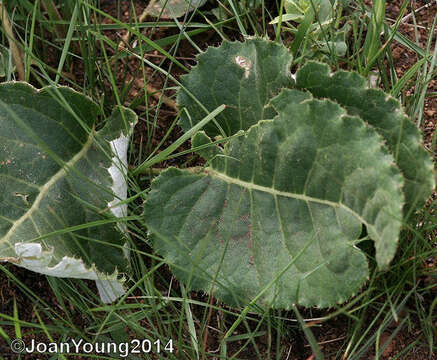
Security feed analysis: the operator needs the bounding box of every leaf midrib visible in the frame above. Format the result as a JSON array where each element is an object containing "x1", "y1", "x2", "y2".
[
  {"x1": 0, "y1": 132, "x2": 95, "y2": 252},
  {"x1": 206, "y1": 168, "x2": 378, "y2": 241}
]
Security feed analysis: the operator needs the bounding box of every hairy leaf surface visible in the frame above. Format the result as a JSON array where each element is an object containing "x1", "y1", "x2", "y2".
[
  {"x1": 145, "y1": 90, "x2": 404, "y2": 308},
  {"x1": 146, "y1": 39, "x2": 433, "y2": 308},
  {"x1": 178, "y1": 39, "x2": 293, "y2": 137},
  {"x1": 295, "y1": 61, "x2": 435, "y2": 215},
  {"x1": 0, "y1": 83, "x2": 137, "y2": 301}
]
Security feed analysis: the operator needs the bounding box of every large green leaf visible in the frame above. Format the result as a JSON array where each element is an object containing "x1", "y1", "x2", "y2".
[
  {"x1": 146, "y1": 39, "x2": 433, "y2": 308},
  {"x1": 144, "y1": 89, "x2": 404, "y2": 308},
  {"x1": 0, "y1": 83, "x2": 137, "y2": 302},
  {"x1": 295, "y1": 61, "x2": 435, "y2": 215},
  {"x1": 178, "y1": 39, "x2": 294, "y2": 137}
]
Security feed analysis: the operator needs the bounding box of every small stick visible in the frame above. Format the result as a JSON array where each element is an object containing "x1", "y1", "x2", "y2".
[
  {"x1": 202, "y1": 288, "x2": 215, "y2": 359},
  {"x1": 146, "y1": 82, "x2": 178, "y2": 111},
  {"x1": 118, "y1": 7, "x2": 150, "y2": 51},
  {"x1": 116, "y1": 33, "x2": 178, "y2": 111},
  {"x1": 0, "y1": 1, "x2": 25, "y2": 80},
  {"x1": 401, "y1": 0, "x2": 437, "y2": 24}
]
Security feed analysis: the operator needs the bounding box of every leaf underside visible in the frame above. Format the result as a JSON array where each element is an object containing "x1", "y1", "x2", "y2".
[{"x1": 0, "y1": 83, "x2": 136, "y2": 282}]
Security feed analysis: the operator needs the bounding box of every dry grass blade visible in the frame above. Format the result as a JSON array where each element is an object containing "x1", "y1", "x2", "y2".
[{"x1": 0, "y1": 1, "x2": 24, "y2": 80}]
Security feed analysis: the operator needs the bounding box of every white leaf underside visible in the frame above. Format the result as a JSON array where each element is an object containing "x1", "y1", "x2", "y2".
[{"x1": 0, "y1": 83, "x2": 137, "y2": 303}]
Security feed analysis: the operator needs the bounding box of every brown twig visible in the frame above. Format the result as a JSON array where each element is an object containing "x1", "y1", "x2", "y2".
[
  {"x1": 202, "y1": 288, "x2": 215, "y2": 359},
  {"x1": 116, "y1": 33, "x2": 179, "y2": 112},
  {"x1": 146, "y1": 82, "x2": 178, "y2": 111},
  {"x1": 400, "y1": 0, "x2": 437, "y2": 24},
  {"x1": 118, "y1": 7, "x2": 150, "y2": 52}
]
